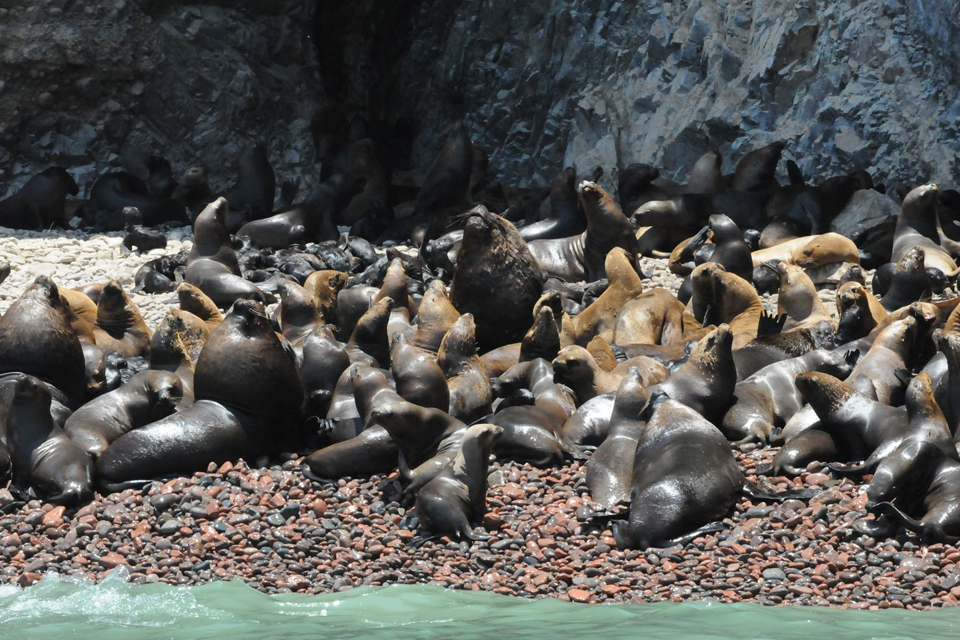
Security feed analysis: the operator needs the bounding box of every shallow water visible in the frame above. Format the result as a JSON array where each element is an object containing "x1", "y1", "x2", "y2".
[{"x1": 0, "y1": 573, "x2": 957, "y2": 640}]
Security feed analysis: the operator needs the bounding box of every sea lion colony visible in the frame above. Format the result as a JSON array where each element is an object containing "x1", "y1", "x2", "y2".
[{"x1": 2, "y1": 123, "x2": 960, "y2": 571}]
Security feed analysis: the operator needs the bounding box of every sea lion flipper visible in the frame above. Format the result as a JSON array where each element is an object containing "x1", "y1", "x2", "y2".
[
  {"x1": 741, "y1": 480, "x2": 818, "y2": 502},
  {"x1": 826, "y1": 461, "x2": 869, "y2": 477},
  {"x1": 658, "y1": 521, "x2": 727, "y2": 549},
  {"x1": 756, "y1": 310, "x2": 786, "y2": 337}
]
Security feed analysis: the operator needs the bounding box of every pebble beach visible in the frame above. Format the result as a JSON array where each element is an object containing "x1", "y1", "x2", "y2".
[{"x1": 0, "y1": 228, "x2": 939, "y2": 609}]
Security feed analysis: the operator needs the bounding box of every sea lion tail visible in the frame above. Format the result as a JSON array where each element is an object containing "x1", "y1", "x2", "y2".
[{"x1": 742, "y1": 480, "x2": 819, "y2": 501}]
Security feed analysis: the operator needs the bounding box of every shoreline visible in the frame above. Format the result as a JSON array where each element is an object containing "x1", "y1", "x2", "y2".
[{"x1": 0, "y1": 448, "x2": 954, "y2": 610}]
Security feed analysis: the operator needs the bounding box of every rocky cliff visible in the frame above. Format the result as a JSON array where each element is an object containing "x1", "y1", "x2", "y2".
[{"x1": 2, "y1": 0, "x2": 959, "y2": 201}]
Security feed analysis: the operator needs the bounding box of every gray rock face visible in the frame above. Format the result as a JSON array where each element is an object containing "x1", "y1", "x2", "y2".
[
  {"x1": 370, "y1": 0, "x2": 960, "y2": 190},
  {"x1": 0, "y1": 0, "x2": 321, "y2": 200},
  {"x1": 829, "y1": 189, "x2": 900, "y2": 242}
]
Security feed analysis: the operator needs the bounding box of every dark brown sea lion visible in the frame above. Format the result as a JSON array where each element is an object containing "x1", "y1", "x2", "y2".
[
  {"x1": 185, "y1": 198, "x2": 272, "y2": 307},
  {"x1": 527, "y1": 181, "x2": 638, "y2": 282},
  {"x1": 89, "y1": 171, "x2": 186, "y2": 229},
  {"x1": 490, "y1": 367, "x2": 573, "y2": 466},
  {"x1": 611, "y1": 397, "x2": 743, "y2": 549},
  {"x1": 390, "y1": 332, "x2": 449, "y2": 411},
  {"x1": 222, "y1": 142, "x2": 276, "y2": 232},
  {"x1": 721, "y1": 348, "x2": 857, "y2": 444},
  {"x1": 574, "y1": 248, "x2": 644, "y2": 345},
  {"x1": 346, "y1": 296, "x2": 393, "y2": 365},
  {"x1": 92, "y1": 280, "x2": 152, "y2": 359},
  {"x1": 415, "y1": 423, "x2": 504, "y2": 542},
  {"x1": 0, "y1": 167, "x2": 78, "y2": 229},
  {"x1": 892, "y1": 183, "x2": 959, "y2": 277},
  {"x1": 299, "y1": 326, "x2": 351, "y2": 425},
  {"x1": 731, "y1": 141, "x2": 785, "y2": 192},
  {"x1": 236, "y1": 182, "x2": 338, "y2": 248},
  {"x1": 450, "y1": 205, "x2": 544, "y2": 351},
  {"x1": 0, "y1": 276, "x2": 86, "y2": 408},
  {"x1": 96, "y1": 300, "x2": 303, "y2": 488},
  {"x1": 6, "y1": 375, "x2": 92, "y2": 505},
  {"x1": 836, "y1": 281, "x2": 887, "y2": 337},
  {"x1": 586, "y1": 368, "x2": 650, "y2": 510},
  {"x1": 519, "y1": 167, "x2": 586, "y2": 242},
  {"x1": 172, "y1": 166, "x2": 213, "y2": 220},
  {"x1": 64, "y1": 370, "x2": 182, "y2": 459},
  {"x1": 647, "y1": 324, "x2": 736, "y2": 424},
  {"x1": 519, "y1": 306, "x2": 561, "y2": 364},
  {"x1": 438, "y1": 314, "x2": 493, "y2": 423}
]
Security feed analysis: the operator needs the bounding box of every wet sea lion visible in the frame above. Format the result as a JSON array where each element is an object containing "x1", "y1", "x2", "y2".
[
  {"x1": 732, "y1": 321, "x2": 835, "y2": 382},
  {"x1": 520, "y1": 167, "x2": 586, "y2": 242},
  {"x1": 490, "y1": 368, "x2": 572, "y2": 466},
  {"x1": 0, "y1": 167, "x2": 78, "y2": 229},
  {"x1": 299, "y1": 326, "x2": 351, "y2": 424},
  {"x1": 346, "y1": 297, "x2": 393, "y2": 365},
  {"x1": 892, "y1": 183, "x2": 959, "y2": 277},
  {"x1": 0, "y1": 276, "x2": 86, "y2": 408},
  {"x1": 415, "y1": 423, "x2": 504, "y2": 542},
  {"x1": 411, "y1": 280, "x2": 461, "y2": 353},
  {"x1": 586, "y1": 368, "x2": 649, "y2": 510},
  {"x1": 836, "y1": 281, "x2": 887, "y2": 337},
  {"x1": 390, "y1": 332, "x2": 450, "y2": 411},
  {"x1": 527, "y1": 181, "x2": 638, "y2": 282},
  {"x1": 97, "y1": 300, "x2": 303, "y2": 488},
  {"x1": 92, "y1": 280, "x2": 152, "y2": 359},
  {"x1": 6, "y1": 375, "x2": 92, "y2": 505},
  {"x1": 64, "y1": 370, "x2": 182, "y2": 459},
  {"x1": 450, "y1": 205, "x2": 544, "y2": 351},
  {"x1": 303, "y1": 270, "x2": 346, "y2": 326},
  {"x1": 612, "y1": 397, "x2": 743, "y2": 549}
]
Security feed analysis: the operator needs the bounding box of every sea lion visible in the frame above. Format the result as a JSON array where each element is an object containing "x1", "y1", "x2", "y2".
[
  {"x1": 586, "y1": 368, "x2": 649, "y2": 510},
  {"x1": 614, "y1": 288, "x2": 703, "y2": 346},
  {"x1": 490, "y1": 366, "x2": 573, "y2": 466},
  {"x1": 775, "y1": 262, "x2": 835, "y2": 333},
  {"x1": 553, "y1": 345, "x2": 666, "y2": 405},
  {"x1": 721, "y1": 348, "x2": 857, "y2": 444},
  {"x1": 177, "y1": 282, "x2": 223, "y2": 332},
  {"x1": 0, "y1": 167, "x2": 78, "y2": 229},
  {"x1": 276, "y1": 279, "x2": 326, "y2": 349},
  {"x1": 415, "y1": 423, "x2": 504, "y2": 542},
  {"x1": 299, "y1": 326, "x2": 351, "y2": 424},
  {"x1": 732, "y1": 321, "x2": 835, "y2": 381},
  {"x1": 221, "y1": 142, "x2": 277, "y2": 232},
  {"x1": 89, "y1": 171, "x2": 186, "y2": 229},
  {"x1": 518, "y1": 306, "x2": 561, "y2": 364},
  {"x1": 303, "y1": 270, "x2": 347, "y2": 326},
  {"x1": 687, "y1": 263, "x2": 764, "y2": 350},
  {"x1": 574, "y1": 248, "x2": 644, "y2": 345},
  {"x1": 172, "y1": 166, "x2": 213, "y2": 220},
  {"x1": 611, "y1": 397, "x2": 743, "y2": 549},
  {"x1": 0, "y1": 276, "x2": 86, "y2": 408},
  {"x1": 438, "y1": 314, "x2": 493, "y2": 423},
  {"x1": 732, "y1": 141, "x2": 785, "y2": 192},
  {"x1": 148, "y1": 310, "x2": 199, "y2": 403},
  {"x1": 185, "y1": 198, "x2": 272, "y2": 307},
  {"x1": 390, "y1": 332, "x2": 450, "y2": 411},
  {"x1": 647, "y1": 324, "x2": 736, "y2": 424},
  {"x1": 836, "y1": 281, "x2": 887, "y2": 337},
  {"x1": 346, "y1": 297, "x2": 393, "y2": 365},
  {"x1": 57, "y1": 286, "x2": 98, "y2": 343},
  {"x1": 63, "y1": 370, "x2": 182, "y2": 459},
  {"x1": 702, "y1": 214, "x2": 753, "y2": 281},
  {"x1": 519, "y1": 167, "x2": 586, "y2": 241},
  {"x1": 411, "y1": 280, "x2": 461, "y2": 353},
  {"x1": 527, "y1": 181, "x2": 638, "y2": 282},
  {"x1": 96, "y1": 300, "x2": 303, "y2": 488},
  {"x1": 892, "y1": 183, "x2": 959, "y2": 277},
  {"x1": 450, "y1": 205, "x2": 544, "y2": 351},
  {"x1": 92, "y1": 280, "x2": 152, "y2": 359},
  {"x1": 237, "y1": 181, "x2": 342, "y2": 248},
  {"x1": 371, "y1": 394, "x2": 466, "y2": 493},
  {"x1": 6, "y1": 375, "x2": 92, "y2": 505}
]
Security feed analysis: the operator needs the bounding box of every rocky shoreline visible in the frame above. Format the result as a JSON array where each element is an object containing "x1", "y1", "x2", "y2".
[{"x1": 0, "y1": 227, "x2": 941, "y2": 609}]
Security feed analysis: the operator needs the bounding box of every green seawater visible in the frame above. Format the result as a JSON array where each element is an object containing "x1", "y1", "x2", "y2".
[{"x1": 0, "y1": 572, "x2": 957, "y2": 640}]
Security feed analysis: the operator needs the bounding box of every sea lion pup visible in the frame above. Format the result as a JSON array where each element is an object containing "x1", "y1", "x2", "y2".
[
  {"x1": 148, "y1": 311, "x2": 199, "y2": 402},
  {"x1": 770, "y1": 372, "x2": 908, "y2": 476},
  {"x1": 0, "y1": 276, "x2": 86, "y2": 408},
  {"x1": 92, "y1": 280, "x2": 152, "y2": 359},
  {"x1": 775, "y1": 262, "x2": 835, "y2": 333},
  {"x1": 893, "y1": 183, "x2": 960, "y2": 278},
  {"x1": 371, "y1": 394, "x2": 467, "y2": 493},
  {"x1": 346, "y1": 296, "x2": 393, "y2": 366},
  {"x1": 185, "y1": 198, "x2": 271, "y2": 308},
  {"x1": 613, "y1": 287, "x2": 704, "y2": 346},
  {"x1": 519, "y1": 167, "x2": 586, "y2": 242},
  {"x1": 411, "y1": 280, "x2": 461, "y2": 353},
  {"x1": 721, "y1": 348, "x2": 857, "y2": 445},
  {"x1": 687, "y1": 263, "x2": 764, "y2": 350},
  {"x1": 879, "y1": 247, "x2": 933, "y2": 312},
  {"x1": 450, "y1": 205, "x2": 544, "y2": 351},
  {"x1": 122, "y1": 207, "x2": 167, "y2": 253},
  {"x1": 96, "y1": 300, "x2": 303, "y2": 489},
  {"x1": 299, "y1": 326, "x2": 351, "y2": 425},
  {"x1": 390, "y1": 332, "x2": 450, "y2": 411},
  {"x1": 586, "y1": 368, "x2": 650, "y2": 510},
  {"x1": 646, "y1": 324, "x2": 736, "y2": 424},
  {"x1": 63, "y1": 370, "x2": 182, "y2": 459},
  {"x1": 836, "y1": 281, "x2": 887, "y2": 337},
  {"x1": 553, "y1": 345, "x2": 666, "y2": 405},
  {"x1": 527, "y1": 181, "x2": 638, "y2": 282},
  {"x1": 611, "y1": 397, "x2": 744, "y2": 550},
  {"x1": 6, "y1": 375, "x2": 92, "y2": 505},
  {"x1": 574, "y1": 248, "x2": 644, "y2": 345},
  {"x1": 438, "y1": 314, "x2": 493, "y2": 423},
  {"x1": 221, "y1": 142, "x2": 276, "y2": 232},
  {"x1": 414, "y1": 423, "x2": 504, "y2": 543},
  {"x1": 0, "y1": 167, "x2": 78, "y2": 229},
  {"x1": 177, "y1": 282, "x2": 223, "y2": 332}
]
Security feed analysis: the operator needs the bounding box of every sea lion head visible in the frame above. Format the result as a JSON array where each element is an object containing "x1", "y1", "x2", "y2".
[
  {"x1": 795, "y1": 371, "x2": 853, "y2": 416},
  {"x1": 612, "y1": 367, "x2": 650, "y2": 421},
  {"x1": 26, "y1": 275, "x2": 67, "y2": 311},
  {"x1": 460, "y1": 205, "x2": 516, "y2": 252},
  {"x1": 522, "y1": 306, "x2": 559, "y2": 357},
  {"x1": 228, "y1": 299, "x2": 272, "y2": 337},
  {"x1": 837, "y1": 281, "x2": 865, "y2": 312},
  {"x1": 551, "y1": 345, "x2": 596, "y2": 385},
  {"x1": 708, "y1": 214, "x2": 740, "y2": 244},
  {"x1": 147, "y1": 371, "x2": 184, "y2": 414},
  {"x1": 903, "y1": 183, "x2": 939, "y2": 212},
  {"x1": 95, "y1": 280, "x2": 135, "y2": 326},
  {"x1": 463, "y1": 422, "x2": 504, "y2": 449},
  {"x1": 12, "y1": 374, "x2": 49, "y2": 406}
]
